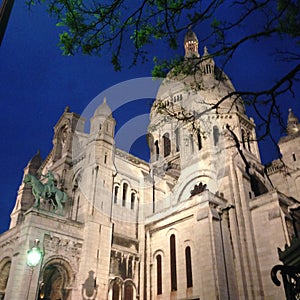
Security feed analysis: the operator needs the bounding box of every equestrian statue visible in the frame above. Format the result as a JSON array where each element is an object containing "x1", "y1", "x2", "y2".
[{"x1": 24, "y1": 171, "x2": 67, "y2": 212}]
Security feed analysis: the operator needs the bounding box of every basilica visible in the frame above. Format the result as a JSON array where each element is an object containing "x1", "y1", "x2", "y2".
[{"x1": 1, "y1": 29, "x2": 300, "y2": 300}]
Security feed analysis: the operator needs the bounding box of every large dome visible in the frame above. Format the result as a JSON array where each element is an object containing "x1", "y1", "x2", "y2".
[
  {"x1": 155, "y1": 63, "x2": 235, "y2": 100},
  {"x1": 152, "y1": 33, "x2": 245, "y2": 117}
]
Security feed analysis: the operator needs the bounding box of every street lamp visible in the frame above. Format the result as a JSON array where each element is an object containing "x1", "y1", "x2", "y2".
[{"x1": 26, "y1": 239, "x2": 43, "y2": 299}]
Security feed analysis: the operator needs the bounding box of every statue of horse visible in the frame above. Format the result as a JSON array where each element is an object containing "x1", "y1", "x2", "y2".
[{"x1": 24, "y1": 173, "x2": 67, "y2": 212}]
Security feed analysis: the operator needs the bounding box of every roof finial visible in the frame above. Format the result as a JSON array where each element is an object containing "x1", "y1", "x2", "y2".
[
  {"x1": 203, "y1": 46, "x2": 209, "y2": 56},
  {"x1": 103, "y1": 96, "x2": 107, "y2": 104}
]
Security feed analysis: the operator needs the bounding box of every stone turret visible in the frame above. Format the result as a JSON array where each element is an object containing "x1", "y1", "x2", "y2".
[
  {"x1": 90, "y1": 97, "x2": 115, "y2": 140},
  {"x1": 10, "y1": 150, "x2": 43, "y2": 228},
  {"x1": 268, "y1": 108, "x2": 300, "y2": 200},
  {"x1": 287, "y1": 108, "x2": 300, "y2": 135}
]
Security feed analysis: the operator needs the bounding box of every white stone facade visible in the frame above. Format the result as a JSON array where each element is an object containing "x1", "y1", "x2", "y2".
[{"x1": 1, "y1": 30, "x2": 300, "y2": 300}]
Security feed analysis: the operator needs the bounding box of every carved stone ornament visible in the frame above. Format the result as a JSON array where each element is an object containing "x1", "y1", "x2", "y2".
[
  {"x1": 44, "y1": 234, "x2": 82, "y2": 262},
  {"x1": 190, "y1": 182, "x2": 207, "y2": 197}
]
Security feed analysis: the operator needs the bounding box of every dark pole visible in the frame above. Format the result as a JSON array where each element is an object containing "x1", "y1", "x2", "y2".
[{"x1": 0, "y1": 0, "x2": 15, "y2": 45}]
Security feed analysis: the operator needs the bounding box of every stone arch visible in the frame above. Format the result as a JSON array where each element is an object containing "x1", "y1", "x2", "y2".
[
  {"x1": 147, "y1": 133, "x2": 154, "y2": 155},
  {"x1": 69, "y1": 168, "x2": 83, "y2": 220},
  {"x1": 166, "y1": 227, "x2": 178, "y2": 239},
  {"x1": 114, "y1": 183, "x2": 120, "y2": 204},
  {"x1": 39, "y1": 257, "x2": 74, "y2": 300},
  {"x1": 176, "y1": 174, "x2": 212, "y2": 202},
  {"x1": 249, "y1": 169, "x2": 270, "y2": 197},
  {"x1": 123, "y1": 279, "x2": 136, "y2": 300},
  {"x1": 108, "y1": 277, "x2": 137, "y2": 300},
  {"x1": 71, "y1": 168, "x2": 82, "y2": 188},
  {"x1": 120, "y1": 179, "x2": 131, "y2": 207},
  {"x1": 0, "y1": 257, "x2": 11, "y2": 299},
  {"x1": 152, "y1": 250, "x2": 164, "y2": 296},
  {"x1": 54, "y1": 121, "x2": 71, "y2": 161},
  {"x1": 152, "y1": 249, "x2": 165, "y2": 259}
]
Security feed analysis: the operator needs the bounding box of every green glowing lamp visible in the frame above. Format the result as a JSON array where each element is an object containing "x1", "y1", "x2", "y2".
[{"x1": 27, "y1": 239, "x2": 43, "y2": 268}]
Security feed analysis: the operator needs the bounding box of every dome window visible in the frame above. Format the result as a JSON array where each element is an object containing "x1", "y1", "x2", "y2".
[
  {"x1": 154, "y1": 140, "x2": 159, "y2": 161},
  {"x1": 163, "y1": 133, "x2": 171, "y2": 157},
  {"x1": 197, "y1": 132, "x2": 202, "y2": 151},
  {"x1": 213, "y1": 126, "x2": 219, "y2": 146},
  {"x1": 122, "y1": 183, "x2": 128, "y2": 207}
]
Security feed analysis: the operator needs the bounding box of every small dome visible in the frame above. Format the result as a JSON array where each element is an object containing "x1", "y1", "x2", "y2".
[
  {"x1": 184, "y1": 28, "x2": 198, "y2": 44},
  {"x1": 94, "y1": 97, "x2": 112, "y2": 117}
]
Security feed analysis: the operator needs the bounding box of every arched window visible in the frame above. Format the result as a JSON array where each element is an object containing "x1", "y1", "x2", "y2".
[
  {"x1": 247, "y1": 132, "x2": 251, "y2": 152},
  {"x1": 154, "y1": 140, "x2": 159, "y2": 161},
  {"x1": 54, "y1": 125, "x2": 68, "y2": 161},
  {"x1": 124, "y1": 283, "x2": 133, "y2": 300},
  {"x1": 112, "y1": 282, "x2": 120, "y2": 300},
  {"x1": 293, "y1": 152, "x2": 297, "y2": 161},
  {"x1": 75, "y1": 195, "x2": 80, "y2": 221},
  {"x1": 185, "y1": 246, "x2": 193, "y2": 288},
  {"x1": 128, "y1": 257, "x2": 133, "y2": 278},
  {"x1": 206, "y1": 64, "x2": 211, "y2": 74},
  {"x1": 190, "y1": 134, "x2": 194, "y2": 153},
  {"x1": 213, "y1": 126, "x2": 219, "y2": 146},
  {"x1": 197, "y1": 132, "x2": 202, "y2": 151},
  {"x1": 163, "y1": 133, "x2": 171, "y2": 157},
  {"x1": 114, "y1": 186, "x2": 119, "y2": 204},
  {"x1": 170, "y1": 234, "x2": 177, "y2": 291},
  {"x1": 41, "y1": 259, "x2": 72, "y2": 300},
  {"x1": 156, "y1": 255, "x2": 162, "y2": 295},
  {"x1": 0, "y1": 258, "x2": 11, "y2": 300},
  {"x1": 131, "y1": 193, "x2": 135, "y2": 210},
  {"x1": 122, "y1": 183, "x2": 128, "y2": 207},
  {"x1": 175, "y1": 128, "x2": 180, "y2": 152},
  {"x1": 241, "y1": 129, "x2": 246, "y2": 148}
]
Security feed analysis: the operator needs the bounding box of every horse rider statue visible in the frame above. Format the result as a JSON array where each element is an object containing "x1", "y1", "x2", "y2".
[
  {"x1": 41, "y1": 171, "x2": 55, "y2": 198},
  {"x1": 23, "y1": 171, "x2": 67, "y2": 213}
]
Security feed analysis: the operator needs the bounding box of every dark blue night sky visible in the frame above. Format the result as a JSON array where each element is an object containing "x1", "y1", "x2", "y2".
[{"x1": 0, "y1": 2, "x2": 299, "y2": 233}]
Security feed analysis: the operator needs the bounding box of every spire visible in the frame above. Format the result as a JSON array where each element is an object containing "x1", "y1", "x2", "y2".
[
  {"x1": 184, "y1": 28, "x2": 199, "y2": 58},
  {"x1": 203, "y1": 46, "x2": 209, "y2": 56},
  {"x1": 27, "y1": 150, "x2": 43, "y2": 169},
  {"x1": 201, "y1": 46, "x2": 215, "y2": 77},
  {"x1": 287, "y1": 108, "x2": 300, "y2": 135}
]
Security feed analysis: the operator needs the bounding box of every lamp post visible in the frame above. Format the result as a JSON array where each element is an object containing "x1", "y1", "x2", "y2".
[{"x1": 26, "y1": 239, "x2": 43, "y2": 300}]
